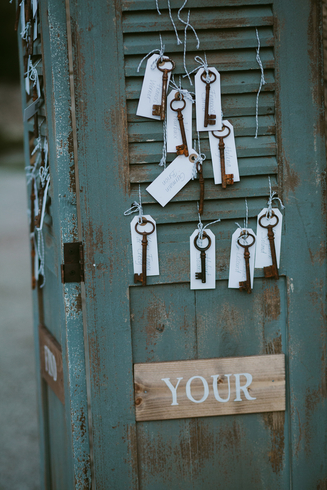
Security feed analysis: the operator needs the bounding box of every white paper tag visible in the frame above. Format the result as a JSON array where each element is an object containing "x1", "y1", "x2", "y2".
[
  {"x1": 228, "y1": 228, "x2": 256, "y2": 289},
  {"x1": 255, "y1": 208, "x2": 282, "y2": 269},
  {"x1": 136, "y1": 54, "x2": 173, "y2": 121},
  {"x1": 44, "y1": 139, "x2": 48, "y2": 166},
  {"x1": 209, "y1": 120, "x2": 240, "y2": 185},
  {"x1": 32, "y1": 0, "x2": 38, "y2": 17},
  {"x1": 25, "y1": 76, "x2": 30, "y2": 95},
  {"x1": 190, "y1": 229, "x2": 216, "y2": 290},
  {"x1": 20, "y1": 0, "x2": 25, "y2": 34},
  {"x1": 130, "y1": 215, "x2": 159, "y2": 277},
  {"x1": 33, "y1": 17, "x2": 38, "y2": 40},
  {"x1": 166, "y1": 90, "x2": 193, "y2": 154},
  {"x1": 146, "y1": 151, "x2": 197, "y2": 207},
  {"x1": 195, "y1": 67, "x2": 221, "y2": 133}
]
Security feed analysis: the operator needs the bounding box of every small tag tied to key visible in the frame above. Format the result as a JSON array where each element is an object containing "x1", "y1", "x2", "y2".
[
  {"x1": 146, "y1": 150, "x2": 198, "y2": 207},
  {"x1": 195, "y1": 67, "x2": 221, "y2": 133},
  {"x1": 190, "y1": 229, "x2": 216, "y2": 290},
  {"x1": 136, "y1": 54, "x2": 175, "y2": 121},
  {"x1": 209, "y1": 120, "x2": 240, "y2": 187},
  {"x1": 255, "y1": 208, "x2": 283, "y2": 277},
  {"x1": 228, "y1": 228, "x2": 256, "y2": 292},
  {"x1": 166, "y1": 90, "x2": 193, "y2": 157},
  {"x1": 130, "y1": 214, "x2": 160, "y2": 283}
]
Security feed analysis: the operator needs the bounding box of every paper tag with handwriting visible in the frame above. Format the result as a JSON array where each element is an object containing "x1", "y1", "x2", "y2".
[
  {"x1": 195, "y1": 67, "x2": 221, "y2": 133},
  {"x1": 228, "y1": 228, "x2": 256, "y2": 289},
  {"x1": 136, "y1": 54, "x2": 173, "y2": 121},
  {"x1": 32, "y1": 0, "x2": 38, "y2": 17},
  {"x1": 146, "y1": 151, "x2": 197, "y2": 207},
  {"x1": 190, "y1": 229, "x2": 216, "y2": 290},
  {"x1": 209, "y1": 120, "x2": 240, "y2": 185},
  {"x1": 130, "y1": 215, "x2": 159, "y2": 277},
  {"x1": 255, "y1": 208, "x2": 282, "y2": 269},
  {"x1": 166, "y1": 90, "x2": 193, "y2": 154}
]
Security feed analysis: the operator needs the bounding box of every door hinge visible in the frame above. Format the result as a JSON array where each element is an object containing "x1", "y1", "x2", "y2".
[{"x1": 61, "y1": 242, "x2": 85, "y2": 283}]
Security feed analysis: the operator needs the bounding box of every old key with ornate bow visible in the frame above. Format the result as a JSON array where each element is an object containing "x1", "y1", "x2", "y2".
[
  {"x1": 237, "y1": 232, "x2": 256, "y2": 293},
  {"x1": 212, "y1": 125, "x2": 234, "y2": 189},
  {"x1": 134, "y1": 217, "x2": 156, "y2": 286}
]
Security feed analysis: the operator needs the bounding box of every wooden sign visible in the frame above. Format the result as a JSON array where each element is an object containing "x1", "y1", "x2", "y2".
[
  {"x1": 39, "y1": 325, "x2": 65, "y2": 404},
  {"x1": 134, "y1": 354, "x2": 285, "y2": 421}
]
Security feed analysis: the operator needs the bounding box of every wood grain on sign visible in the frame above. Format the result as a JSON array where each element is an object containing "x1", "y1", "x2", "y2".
[
  {"x1": 39, "y1": 325, "x2": 64, "y2": 404},
  {"x1": 134, "y1": 354, "x2": 285, "y2": 421}
]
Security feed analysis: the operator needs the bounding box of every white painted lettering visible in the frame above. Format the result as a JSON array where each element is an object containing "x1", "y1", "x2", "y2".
[
  {"x1": 211, "y1": 374, "x2": 232, "y2": 402},
  {"x1": 44, "y1": 345, "x2": 57, "y2": 381},
  {"x1": 234, "y1": 373, "x2": 256, "y2": 401},
  {"x1": 161, "y1": 377, "x2": 183, "y2": 406},
  {"x1": 186, "y1": 376, "x2": 209, "y2": 404}
]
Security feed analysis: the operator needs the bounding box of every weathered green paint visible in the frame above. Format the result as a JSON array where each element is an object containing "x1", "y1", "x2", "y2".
[{"x1": 20, "y1": 0, "x2": 327, "y2": 487}]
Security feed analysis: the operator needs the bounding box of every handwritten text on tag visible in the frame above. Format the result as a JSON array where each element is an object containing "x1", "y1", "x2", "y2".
[
  {"x1": 190, "y1": 229, "x2": 216, "y2": 290},
  {"x1": 130, "y1": 215, "x2": 159, "y2": 277},
  {"x1": 228, "y1": 228, "x2": 256, "y2": 289},
  {"x1": 195, "y1": 67, "x2": 221, "y2": 132},
  {"x1": 136, "y1": 54, "x2": 173, "y2": 121},
  {"x1": 255, "y1": 208, "x2": 282, "y2": 269},
  {"x1": 146, "y1": 151, "x2": 197, "y2": 207},
  {"x1": 209, "y1": 120, "x2": 240, "y2": 185}
]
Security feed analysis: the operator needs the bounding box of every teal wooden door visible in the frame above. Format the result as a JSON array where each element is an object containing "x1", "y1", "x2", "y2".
[{"x1": 22, "y1": 0, "x2": 327, "y2": 488}]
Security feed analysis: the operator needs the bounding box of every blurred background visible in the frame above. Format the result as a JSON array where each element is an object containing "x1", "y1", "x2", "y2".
[
  {"x1": 1, "y1": 2, "x2": 327, "y2": 490},
  {"x1": 0, "y1": 2, "x2": 40, "y2": 490}
]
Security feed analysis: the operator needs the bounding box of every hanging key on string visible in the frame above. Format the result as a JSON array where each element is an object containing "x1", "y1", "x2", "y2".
[
  {"x1": 166, "y1": 78, "x2": 193, "y2": 159},
  {"x1": 190, "y1": 210, "x2": 219, "y2": 290},
  {"x1": 124, "y1": 186, "x2": 160, "y2": 285},
  {"x1": 255, "y1": 177, "x2": 284, "y2": 275},
  {"x1": 237, "y1": 232, "x2": 256, "y2": 293},
  {"x1": 211, "y1": 124, "x2": 234, "y2": 189},
  {"x1": 209, "y1": 119, "x2": 240, "y2": 187},
  {"x1": 228, "y1": 199, "x2": 256, "y2": 292},
  {"x1": 189, "y1": 55, "x2": 222, "y2": 132},
  {"x1": 192, "y1": 134, "x2": 206, "y2": 215}
]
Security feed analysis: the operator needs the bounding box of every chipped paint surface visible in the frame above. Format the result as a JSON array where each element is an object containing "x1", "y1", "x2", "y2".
[{"x1": 29, "y1": 0, "x2": 327, "y2": 487}]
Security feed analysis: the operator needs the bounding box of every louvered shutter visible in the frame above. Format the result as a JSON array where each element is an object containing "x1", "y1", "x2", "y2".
[{"x1": 25, "y1": 0, "x2": 326, "y2": 487}]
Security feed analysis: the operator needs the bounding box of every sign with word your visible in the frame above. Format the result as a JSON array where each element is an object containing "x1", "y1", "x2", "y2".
[
  {"x1": 134, "y1": 354, "x2": 285, "y2": 421},
  {"x1": 39, "y1": 324, "x2": 64, "y2": 404}
]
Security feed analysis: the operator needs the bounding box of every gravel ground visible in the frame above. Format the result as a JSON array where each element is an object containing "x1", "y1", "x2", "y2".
[{"x1": 0, "y1": 168, "x2": 40, "y2": 490}]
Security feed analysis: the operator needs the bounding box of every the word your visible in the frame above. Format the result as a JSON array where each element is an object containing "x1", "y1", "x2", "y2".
[
  {"x1": 161, "y1": 373, "x2": 256, "y2": 405},
  {"x1": 44, "y1": 345, "x2": 57, "y2": 381}
]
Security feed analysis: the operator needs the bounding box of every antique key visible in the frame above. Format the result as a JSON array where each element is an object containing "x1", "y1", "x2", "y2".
[
  {"x1": 212, "y1": 125, "x2": 234, "y2": 189},
  {"x1": 194, "y1": 231, "x2": 212, "y2": 283},
  {"x1": 201, "y1": 70, "x2": 216, "y2": 128},
  {"x1": 237, "y1": 232, "x2": 255, "y2": 294},
  {"x1": 134, "y1": 217, "x2": 155, "y2": 286},
  {"x1": 170, "y1": 92, "x2": 188, "y2": 157},
  {"x1": 259, "y1": 211, "x2": 279, "y2": 280},
  {"x1": 152, "y1": 57, "x2": 175, "y2": 121}
]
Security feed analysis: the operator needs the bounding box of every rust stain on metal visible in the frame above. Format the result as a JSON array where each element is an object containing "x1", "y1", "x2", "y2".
[
  {"x1": 317, "y1": 477, "x2": 327, "y2": 489},
  {"x1": 263, "y1": 283, "x2": 281, "y2": 321},
  {"x1": 262, "y1": 411, "x2": 285, "y2": 474},
  {"x1": 265, "y1": 334, "x2": 282, "y2": 355},
  {"x1": 121, "y1": 424, "x2": 139, "y2": 487},
  {"x1": 309, "y1": 243, "x2": 327, "y2": 265},
  {"x1": 220, "y1": 301, "x2": 243, "y2": 339}
]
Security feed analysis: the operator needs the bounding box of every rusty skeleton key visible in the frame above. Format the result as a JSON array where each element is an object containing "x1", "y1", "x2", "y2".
[
  {"x1": 212, "y1": 125, "x2": 234, "y2": 189},
  {"x1": 238, "y1": 232, "x2": 255, "y2": 294},
  {"x1": 201, "y1": 70, "x2": 216, "y2": 128},
  {"x1": 259, "y1": 211, "x2": 279, "y2": 280},
  {"x1": 170, "y1": 93, "x2": 189, "y2": 157},
  {"x1": 189, "y1": 153, "x2": 205, "y2": 214},
  {"x1": 194, "y1": 231, "x2": 212, "y2": 283},
  {"x1": 152, "y1": 57, "x2": 175, "y2": 121},
  {"x1": 134, "y1": 217, "x2": 155, "y2": 286}
]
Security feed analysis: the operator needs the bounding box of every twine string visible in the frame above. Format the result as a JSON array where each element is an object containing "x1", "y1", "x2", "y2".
[{"x1": 255, "y1": 28, "x2": 266, "y2": 139}]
